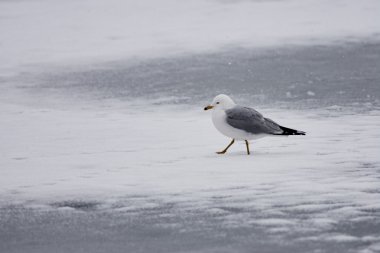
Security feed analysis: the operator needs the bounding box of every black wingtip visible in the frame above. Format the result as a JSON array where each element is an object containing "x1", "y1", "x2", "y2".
[{"x1": 278, "y1": 126, "x2": 306, "y2": 136}]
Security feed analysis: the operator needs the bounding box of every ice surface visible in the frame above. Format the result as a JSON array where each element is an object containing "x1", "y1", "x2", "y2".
[
  {"x1": 1, "y1": 0, "x2": 380, "y2": 252},
  {"x1": 2, "y1": 43, "x2": 380, "y2": 251},
  {"x1": 2, "y1": 42, "x2": 380, "y2": 252},
  {"x1": 1, "y1": 98, "x2": 380, "y2": 252},
  {"x1": 7, "y1": 42, "x2": 380, "y2": 109},
  {"x1": 1, "y1": 0, "x2": 380, "y2": 75}
]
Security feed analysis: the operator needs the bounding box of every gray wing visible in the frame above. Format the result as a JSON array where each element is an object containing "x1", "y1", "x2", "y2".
[{"x1": 225, "y1": 106, "x2": 283, "y2": 135}]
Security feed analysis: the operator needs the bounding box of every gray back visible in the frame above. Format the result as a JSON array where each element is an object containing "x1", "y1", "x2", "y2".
[{"x1": 225, "y1": 106, "x2": 282, "y2": 135}]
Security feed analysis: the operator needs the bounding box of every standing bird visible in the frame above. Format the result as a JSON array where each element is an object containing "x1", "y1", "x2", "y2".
[{"x1": 204, "y1": 94, "x2": 305, "y2": 155}]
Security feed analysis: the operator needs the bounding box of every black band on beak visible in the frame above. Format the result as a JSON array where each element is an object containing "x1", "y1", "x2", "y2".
[{"x1": 204, "y1": 105, "x2": 214, "y2": 110}]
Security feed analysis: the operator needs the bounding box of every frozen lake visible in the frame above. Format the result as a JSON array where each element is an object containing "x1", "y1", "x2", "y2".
[
  {"x1": 1, "y1": 0, "x2": 380, "y2": 252},
  {"x1": 1, "y1": 42, "x2": 380, "y2": 253}
]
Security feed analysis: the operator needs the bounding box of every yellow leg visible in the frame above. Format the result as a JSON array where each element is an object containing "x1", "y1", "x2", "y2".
[
  {"x1": 245, "y1": 140, "x2": 250, "y2": 155},
  {"x1": 216, "y1": 139, "x2": 235, "y2": 154}
]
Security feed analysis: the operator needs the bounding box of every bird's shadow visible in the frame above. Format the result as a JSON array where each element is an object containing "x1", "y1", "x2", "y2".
[{"x1": 206, "y1": 150, "x2": 295, "y2": 158}]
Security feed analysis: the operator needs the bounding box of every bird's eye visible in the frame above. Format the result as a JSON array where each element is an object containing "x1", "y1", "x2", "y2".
[{"x1": 216, "y1": 102, "x2": 220, "y2": 104}]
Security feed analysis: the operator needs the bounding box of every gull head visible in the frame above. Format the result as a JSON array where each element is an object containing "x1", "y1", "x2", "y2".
[{"x1": 204, "y1": 94, "x2": 236, "y2": 111}]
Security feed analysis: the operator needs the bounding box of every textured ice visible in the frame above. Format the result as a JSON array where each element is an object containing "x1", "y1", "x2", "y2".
[
  {"x1": 1, "y1": 99, "x2": 379, "y2": 252},
  {"x1": 1, "y1": 0, "x2": 380, "y2": 76},
  {"x1": 1, "y1": 0, "x2": 380, "y2": 251},
  {"x1": 11, "y1": 42, "x2": 380, "y2": 110}
]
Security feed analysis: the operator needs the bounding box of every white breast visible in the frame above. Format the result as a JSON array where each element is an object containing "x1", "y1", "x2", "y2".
[{"x1": 211, "y1": 109, "x2": 266, "y2": 141}]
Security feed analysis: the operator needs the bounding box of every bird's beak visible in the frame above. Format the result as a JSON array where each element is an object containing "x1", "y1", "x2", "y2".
[{"x1": 204, "y1": 105, "x2": 214, "y2": 111}]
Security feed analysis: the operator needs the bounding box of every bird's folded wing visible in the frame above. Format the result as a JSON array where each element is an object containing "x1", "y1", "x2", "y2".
[{"x1": 225, "y1": 106, "x2": 282, "y2": 134}]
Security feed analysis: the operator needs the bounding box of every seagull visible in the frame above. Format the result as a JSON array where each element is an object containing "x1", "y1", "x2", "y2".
[{"x1": 204, "y1": 94, "x2": 305, "y2": 155}]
